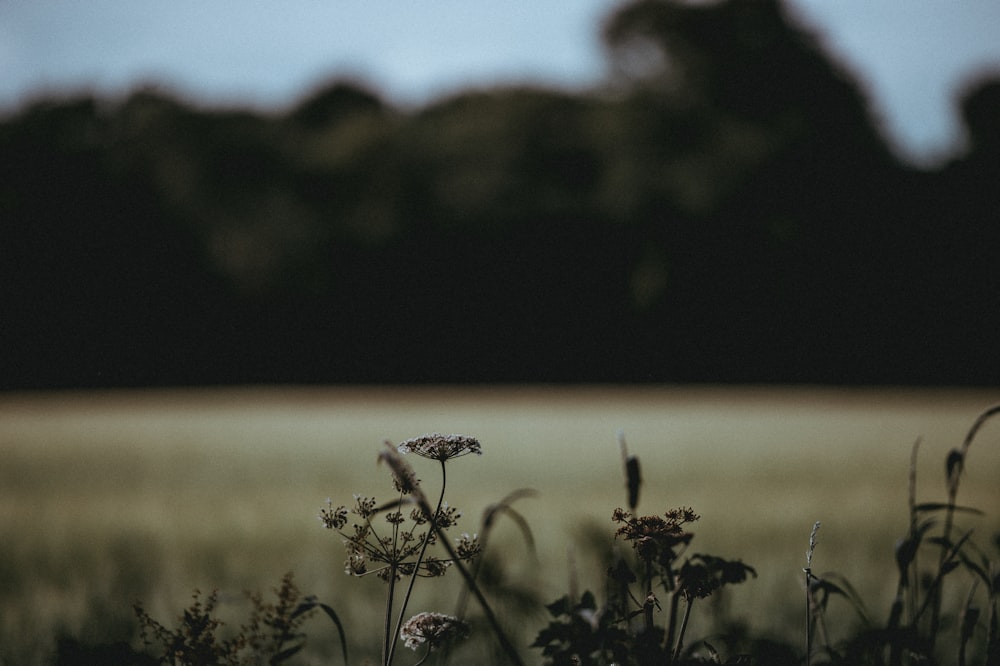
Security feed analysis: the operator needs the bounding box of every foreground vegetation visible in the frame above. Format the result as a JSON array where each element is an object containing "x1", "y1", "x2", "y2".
[{"x1": 2, "y1": 388, "x2": 998, "y2": 664}]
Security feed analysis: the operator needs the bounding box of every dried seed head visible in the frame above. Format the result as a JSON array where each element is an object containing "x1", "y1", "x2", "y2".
[
  {"x1": 399, "y1": 612, "x2": 469, "y2": 650},
  {"x1": 456, "y1": 532, "x2": 481, "y2": 561},
  {"x1": 319, "y1": 499, "x2": 348, "y2": 529},
  {"x1": 613, "y1": 507, "x2": 698, "y2": 562},
  {"x1": 398, "y1": 433, "x2": 482, "y2": 461}
]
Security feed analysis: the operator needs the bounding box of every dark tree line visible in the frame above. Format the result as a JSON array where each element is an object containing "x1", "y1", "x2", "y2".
[{"x1": 2, "y1": 0, "x2": 999, "y2": 389}]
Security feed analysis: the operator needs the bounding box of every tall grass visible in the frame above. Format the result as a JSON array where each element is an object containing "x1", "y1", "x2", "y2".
[{"x1": 1, "y1": 387, "x2": 998, "y2": 663}]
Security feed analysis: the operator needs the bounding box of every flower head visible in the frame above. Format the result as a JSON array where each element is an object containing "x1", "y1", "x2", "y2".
[
  {"x1": 400, "y1": 612, "x2": 469, "y2": 650},
  {"x1": 398, "y1": 433, "x2": 482, "y2": 461},
  {"x1": 319, "y1": 499, "x2": 348, "y2": 530},
  {"x1": 456, "y1": 532, "x2": 481, "y2": 562},
  {"x1": 613, "y1": 506, "x2": 699, "y2": 563}
]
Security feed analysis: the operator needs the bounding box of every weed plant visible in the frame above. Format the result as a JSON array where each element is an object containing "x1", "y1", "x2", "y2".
[
  {"x1": 800, "y1": 405, "x2": 1000, "y2": 665},
  {"x1": 79, "y1": 406, "x2": 1000, "y2": 664}
]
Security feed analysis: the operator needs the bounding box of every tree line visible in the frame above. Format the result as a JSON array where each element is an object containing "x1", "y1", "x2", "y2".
[{"x1": 2, "y1": 0, "x2": 999, "y2": 389}]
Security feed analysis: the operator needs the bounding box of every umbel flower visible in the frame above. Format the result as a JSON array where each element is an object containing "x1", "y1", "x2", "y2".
[
  {"x1": 612, "y1": 506, "x2": 699, "y2": 564},
  {"x1": 317, "y1": 497, "x2": 478, "y2": 581},
  {"x1": 398, "y1": 433, "x2": 482, "y2": 461},
  {"x1": 400, "y1": 612, "x2": 469, "y2": 650}
]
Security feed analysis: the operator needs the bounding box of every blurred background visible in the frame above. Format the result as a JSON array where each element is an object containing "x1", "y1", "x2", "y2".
[{"x1": 2, "y1": 0, "x2": 1000, "y2": 389}]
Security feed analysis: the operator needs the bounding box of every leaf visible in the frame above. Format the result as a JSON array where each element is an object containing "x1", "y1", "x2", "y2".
[
  {"x1": 292, "y1": 600, "x2": 348, "y2": 665},
  {"x1": 545, "y1": 595, "x2": 572, "y2": 617},
  {"x1": 913, "y1": 502, "x2": 984, "y2": 515},
  {"x1": 812, "y1": 572, "x2": 872, "y2": 625},
  {"x1": 271, "y1": 642, "x2": 304, "y2": 664},
  {"x1": 703, "y1": 640, "x2": 722, "y2": 663}
]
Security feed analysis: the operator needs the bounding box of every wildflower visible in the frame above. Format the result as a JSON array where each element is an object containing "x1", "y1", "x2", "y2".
[
  {"x1": 434, "y1": 502, "x2": 461, "y2": 529},
  {"x1": 398, "y1": 433, "x2": 482, "y2": 461},
  {"x1": 399, "y1": 612, "x2": 469, "y2": 650},
  {"x1": 456, "y1": 533, "x2": 481, "y2": 561},
  {"x1": 419, "y1": 556, "x2": 451, "y2": 577},
  {"x1": 344, "y1": 541, "x2": 367, "y2": 576},
  {"x1": 613, "y1": 507, "x2": 699, "y2": 563},
  {"x1": 319, "y1": 499, "x2": 348, "y2": 530},
  {"x1": 352, "y1": 495, "x2": 377, "y2": 518}
]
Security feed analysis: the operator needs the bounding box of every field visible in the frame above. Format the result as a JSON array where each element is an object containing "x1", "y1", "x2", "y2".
[{"x1": 2, "y1": 386, "x2": 999, "y2": 664}]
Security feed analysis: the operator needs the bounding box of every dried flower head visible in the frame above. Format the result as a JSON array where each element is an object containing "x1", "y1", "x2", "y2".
[
  {"x1": 318, "y1": 498, "x2": 348, "y2": 530},
  {"x1": 398, "y1": 433, "x2": 482, "y2": 461},
  {"x1": 613, "y1": 507, "x2": 699, "y2": 563},
  {"x1": 400, "y1": 612, "x2": 469, "y2": 650}
]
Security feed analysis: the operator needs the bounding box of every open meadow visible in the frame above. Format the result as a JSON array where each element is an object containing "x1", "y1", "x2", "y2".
[{"x1": 1, "y1": 386, "x2": 998, "y2": 664}]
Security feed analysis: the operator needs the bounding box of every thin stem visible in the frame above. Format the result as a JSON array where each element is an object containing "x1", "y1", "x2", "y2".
[
  {"x1": 440, "y1": 532, "x2": 523, "y2": 664},
  {"x1": 915, "y1": 530, "x2": 973, "y2": 624},
  {"x1": 387, "y1": 460, "x2": 448, "y2": 666},
  {"x1": 413, "y1": 645, "x2": 431, "y2": 666},
  {"x1": 906, "y1": 438, "x2": 921, "y2": 625},
  {"x1": 643, "y1": 558, "x2": 654, "y2": 634},
  {"x1": 420, "y1": 485, "x2": 523, "y2": 664},
  {"x1": 805, "y1": 568, "x2": 814, "y2": 666},
  {"x1": 672, "y1": 595, "x2": 694, "y2": 662},
  {"x1": 382, "y1": 562, "x2": 398, "y2": 666},
  {"x1": 805, "y1": 521, "x2": 820, "y2": 666},
  {"x1": 665, "y1": 590, "x2": 681, "y2": 659}
]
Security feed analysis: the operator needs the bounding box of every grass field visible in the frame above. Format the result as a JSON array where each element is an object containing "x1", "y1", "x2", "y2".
[{"x1": 1, "y1": 386, "x2": 998, "y2": 664}]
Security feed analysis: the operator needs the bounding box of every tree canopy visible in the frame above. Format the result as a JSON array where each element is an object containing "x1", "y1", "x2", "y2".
[{"x1": 2, "y1": 0, "x2": 998, "y2": 388}]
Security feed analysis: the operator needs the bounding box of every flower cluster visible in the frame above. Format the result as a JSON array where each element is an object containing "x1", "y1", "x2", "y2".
[
  {"x1": 399, "y1": 612, "x2": 469, "y2": 650},
  {"x1": 398, "y1": 433, "x2": 482, "y2": 461},
  {"x1": 318, "y1": 441, "x2": 482, "y2": 582},
  {"x1": 319, "y1": 495, "x2": 469, "y2": 581},
  {"x1": 318, "y1": 499, "x2": 347, "y2": 530},
  {"x1": 612, "y1": 506, "x2": 699, "y2": 564},
  {"x1": 455, "y1": 532, "x2": 481, "y2": 562}
]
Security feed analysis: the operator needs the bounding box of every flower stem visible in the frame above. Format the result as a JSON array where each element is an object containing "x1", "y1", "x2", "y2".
[
  {"x1": 672, "y1": 595, "x2": 694, "y2": 662},
  {"x1": 382, "y1": 562, "x2": 398, "y2": 666},
  {"x1": 386, "y1": 460, "x2": 448, "y2": 666}
]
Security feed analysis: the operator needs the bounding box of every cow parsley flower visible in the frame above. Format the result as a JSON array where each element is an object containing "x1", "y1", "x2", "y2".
[
  {"x1": 399, "y1": 612, "x2": 469, "y2": 650},
  {"x1": 397, "y1": 433, "x2": 482, "y2": 461}
]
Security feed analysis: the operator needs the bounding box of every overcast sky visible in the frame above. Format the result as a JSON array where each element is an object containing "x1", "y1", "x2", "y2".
[{"x1": 2, "y1": 1, "x2": 999, "y2": 166}]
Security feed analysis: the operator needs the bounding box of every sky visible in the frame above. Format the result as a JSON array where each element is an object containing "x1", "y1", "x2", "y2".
[{"x1": 2, "y1": 1, "x2": 999, "y2": 166}]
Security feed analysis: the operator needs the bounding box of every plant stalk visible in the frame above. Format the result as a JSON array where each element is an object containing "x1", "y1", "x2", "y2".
[
  {"x1": 386, "y1": 460, "x2": 448, "y2": 666},
  {"x1": 672, "y1": 595, "x2": 694, "y2": 662}
]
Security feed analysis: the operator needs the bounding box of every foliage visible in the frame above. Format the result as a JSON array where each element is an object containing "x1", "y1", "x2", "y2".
[
  {"x1": 3, "y1": 0, "x2": 1000, "y2": 389},
  {"x1": 54, "y1": 400, "x2": 998, "y2": 665},
  {"x1": 532, "y1": 475, "x2": 757, "y2": 664},
  {"x1": 133, "y1": 572, "x2": 343, "y2": 666}
]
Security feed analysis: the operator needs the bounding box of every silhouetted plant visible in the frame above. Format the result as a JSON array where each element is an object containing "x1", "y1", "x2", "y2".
[
  {"x1": 319, "y1": 433, "x2": 526, "y2": 665},
  {"x1": 126, "y1": 411, "x2": 997, "y2": 665},
  {"x1": 800, "y1": 405, "x2": 1000, "y2": 665},
  {"x1": 133, "y1": 572, "x2": 337, "y2": 665},
  {"x1": 533, "y1": 437, "x2": 756, "y2": 665}
]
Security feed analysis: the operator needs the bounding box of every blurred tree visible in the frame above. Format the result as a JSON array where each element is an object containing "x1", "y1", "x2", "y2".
[{"x1": 1, "y1": 1, "x2": 997, "y2": 387}]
